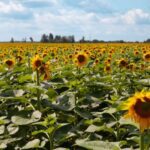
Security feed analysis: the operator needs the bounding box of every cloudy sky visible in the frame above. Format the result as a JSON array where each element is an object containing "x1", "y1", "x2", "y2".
[{"x1": 0, "y1": 0, "x2": 150, "y2": 41}]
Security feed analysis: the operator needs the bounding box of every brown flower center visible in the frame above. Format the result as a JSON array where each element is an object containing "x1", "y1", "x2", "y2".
[
  {"x1": 106, "y1": 66, "x2": 111, "y2": 71},
  {"x1": 119, "y1": 60, "x2": 127, "y2": 67},
  {"x1": 145, "y1": 54, "x2": 150, "y2": 59},
  {"x1": 35, "y1": 60, "x2": 42, "y2": 68},
  {"x1": 134, "y1": 98, "x2": 150, "y2": 118},
  {"x1": 77, "y1": 55, "x2": 85, "y2": 63},
  {"x1": 6, "y1": 60, "x2": 13, "y2": 66}
]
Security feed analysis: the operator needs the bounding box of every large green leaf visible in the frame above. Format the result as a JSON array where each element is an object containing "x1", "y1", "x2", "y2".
[
  {"x1": 119, "y1": 117, "x2": 138, "y2": 128},
  {"x1": 46, "y1": 88, "x2": 58, "y2": 99},
  {"x1": 50, "y1": 92, "x2": 76, "y2": 111},
  {"x1": 7, "y1": 124, "x2": 19, "y2": 135},
  {"x1": 54, "y1": 148, "x2": 69, "y2": 150},
  {"x1": 76, "y1": 140, "x2": 120, "y2": 150},
  {"x1": 22, "y1": 139, "x2": 40, "y2": 149},
  {"x1": 0, "y1": 125, "x2": 5, "y2": 134},
  {"x1": 74, "y1": 107, "x2": 93, "y2": 119},
  {"x1": 11, "y1": 111, "x2": 41, "y2": 125}
]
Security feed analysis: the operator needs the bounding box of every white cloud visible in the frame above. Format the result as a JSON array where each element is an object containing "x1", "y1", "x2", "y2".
[
  {"x1": 0, "y1": 0, "x2": 149, "y2": 41},
  {"x1": 121, "y1": 9, "x2": 150, "y2": 24},
  {"x1": 0, "y1": 1, "x2": 25, "y2": 13},
  {"x1": 34, "y1": 9, "x2": 99, "y2": 31},
  {"x1": 101, "y1": 9, "x2": 150, "y2": 25},
  {"x1": 31, "y1": 7, "x2": 150, "y2": 41}
]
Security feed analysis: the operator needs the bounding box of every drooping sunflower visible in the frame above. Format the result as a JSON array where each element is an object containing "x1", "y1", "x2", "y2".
[
  {"x1": 4, "y1": 58, "x2": 15, "y2": 69},
  {"x1": 32, "y1": 55, "x2": 42, "y2": 70},
  {"x1": 122, "y1": 91, "x2": 150, "y2": 132},
  {"x1": 39, "y1": 62, "x2": 50, "y2": 80},
  {"x1": 75, "y1": 52, "x2": 88, "y2": 67}
]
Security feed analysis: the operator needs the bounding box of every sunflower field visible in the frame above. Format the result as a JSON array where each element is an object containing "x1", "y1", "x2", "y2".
[{"x1": 0, "y1": 43, "x2": 150, "y2": 150}]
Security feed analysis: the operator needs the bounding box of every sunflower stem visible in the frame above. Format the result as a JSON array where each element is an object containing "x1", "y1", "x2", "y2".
[
  {"x1": 140, "y1": 132, "x2": 144, "y2": 150},
  {"x1": 28, "y1": 52, "x2": 31, "y2": 70},
  {"x1": 36, "y1": 69, "x2": 41, "y2": 110}
]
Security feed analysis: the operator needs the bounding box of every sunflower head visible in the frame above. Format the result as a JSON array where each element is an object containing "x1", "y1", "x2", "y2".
[
  {"x1": 32, "y1": 55, "x2": 42, "y2": 70},
  {"x1": 104, "y1": 64, "x2": 111, "y2": 73},
  {"x1": 69, "y1": 54, "x2": 73, "y2": 59},
  {"x1": 75, "y1": 52, "x2": 88, "y2": 67},
  {"x1": 16, "y1": 55, "x2": 23, "y2": 63},
  {"x1": 127, "y1": 63, "x2": 136, "y2": 71},
  {"x1": 134, "y1": 50, "x2": 139, "y2": 56},
  {"x1": 42, "y1": 53, "x2": 48, "y2": 58},
  {"x1": 122, "y1": 91, "x2": 150, "y2": 132},
  {"x1": 118, "y1": 58, "x2": 128, "y2": 68},
  {"x1": 4, "y1": 58, "x2": 15, "y2": 69},
  {"x1": 143, "y1": 52, "x2": 150, "y2": 62}
]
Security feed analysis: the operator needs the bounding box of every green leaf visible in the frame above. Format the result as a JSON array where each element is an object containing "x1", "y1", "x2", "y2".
[
  {"x1": 22, "y1": 139, "x2": 40, "y2": 149},
  {"x1": 5, "y1": 97, "x2": 28, "y2": 103},
  {"x1": 13, "y1": 89, "x2": 25, "y2": 97},
  {"x1": 54, "y1": 148, "x2": 69, "y2": 150},
  {"x1": 18, "y1": 74, "x2": 32, "y2": 83},
  {"x1": 119, "y1": 117, "x2": 138, "y2": 128},
  {"x1": 0, "y1": 143, "x2": 7, "y2": 149},
  {"x1": 46, "y1": 126, "x2": 55, "y2": 134},
  {"x1": 85, "y1": 125, "x2": 114, "y2": 134},
  {"x1": 74, "y1": 107, "x2": 92, "y2": 119},
  {"x1": 11, "y1": 111, "x2": 41, "y2": 125},
  {"x1": 51, "y1": 92, "x2": 75, "y2": 111},
  {"x1": 7, "y1": 124, "x2": 19, "y2": 135},
  {"x1": 46, "y1": 88, "x2": 58, "y2": 99},
  {"x1": 31, "y1": 111, "x2": 42, "y2": 121},
  {"x1": 0, "y1": 117, "x2": 10, "y2": 125},
  {"x1": 0, "y1": 125, "x2": 5, "y2": 135},
  {"x1": 11, "y1": 116, "x2": 34, "y2": 125},
  {"x1": 76, "y1": 140, "x2": 120, "y2": 150},
  {"x1": 102, "y1": 108, "x2": 117, "y2": 114},
  {"x1": 137, "y1": 79, "x2": 150, "y2": 86},
  {"x1": 0, "y1": 138, "x2": 22, "y2": 146},
  {"x1": 0, "y1": 80, "x2": 7, "y2": 87}
]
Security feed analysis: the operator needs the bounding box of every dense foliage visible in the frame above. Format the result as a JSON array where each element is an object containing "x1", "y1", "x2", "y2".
[{"x1": 0, "y1": 43, "x2": 150, "y2": 150}]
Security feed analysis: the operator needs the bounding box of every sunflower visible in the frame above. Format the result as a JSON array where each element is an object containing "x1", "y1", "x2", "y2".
[
  {"x1": 39, "y1": 62, "x2": 50, "y2": 80},
  {"x1": 141, "y1": 63, "x2": 146, "y2": 71},
  {"x1": 122, "y1": 91, "x2": 150, "y2": 132},
  {"x1": 143, "y1": 52, "x2": 150, "y2": 62},
  {"x1": 32, "y1": 55, "x2": 42, "y2": 70},
  {"x1": 127, "y1": 63, "x2": 136, "y2": 71},
  {"x1": 68, "y1": 54, "x2": 73, "y2": 59},
  {"x1": 104, "y1": 64, "x2": 111, "y2": 73},
  {"x1": 118, "y1": 58, "x2": 128, "y2": 68},
  {"x1": 4, "y1": 58, "x2": 15, "y2": 69},
  {"x1": 42, "y1": 53, "x2": 48, "y2": 58},
  {"x1": 134, "y1": 50, "x2": 139, "y2": 56},
  {"x1": 16, "y1": 55, "x2": 23, "y2": 63},
  {"x1": 75, "y1": 52, "x2": 88, "y2": 67}
]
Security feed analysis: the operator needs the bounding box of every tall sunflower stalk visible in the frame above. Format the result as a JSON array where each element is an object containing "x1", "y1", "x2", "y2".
[
  {"x1": 36, "y1": 69, "x2": 41, "y2": 110},
  {"x1": 32, "y1": 55, "x2": 42, "y2": 110}
]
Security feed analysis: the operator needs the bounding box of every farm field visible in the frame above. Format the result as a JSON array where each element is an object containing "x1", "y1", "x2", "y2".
[{"x1": 0, "y1": 43, "x2": 150, "y2": 150}]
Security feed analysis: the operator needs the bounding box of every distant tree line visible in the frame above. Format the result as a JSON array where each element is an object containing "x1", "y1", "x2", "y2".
[
  {"x1": 144, "y1": 39, "x2": 150, "y2": 43},
  {"x1": 40, "y1": 33, "x2": 75, "y2": 43},
  {"x1": 9, "y1": 34, "x2": 150, "y2": 43}
]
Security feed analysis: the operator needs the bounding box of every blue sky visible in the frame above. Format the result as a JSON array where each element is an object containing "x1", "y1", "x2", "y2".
[{"x1": 0, "y1": 0, "x2": 150, "y2": 41}]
